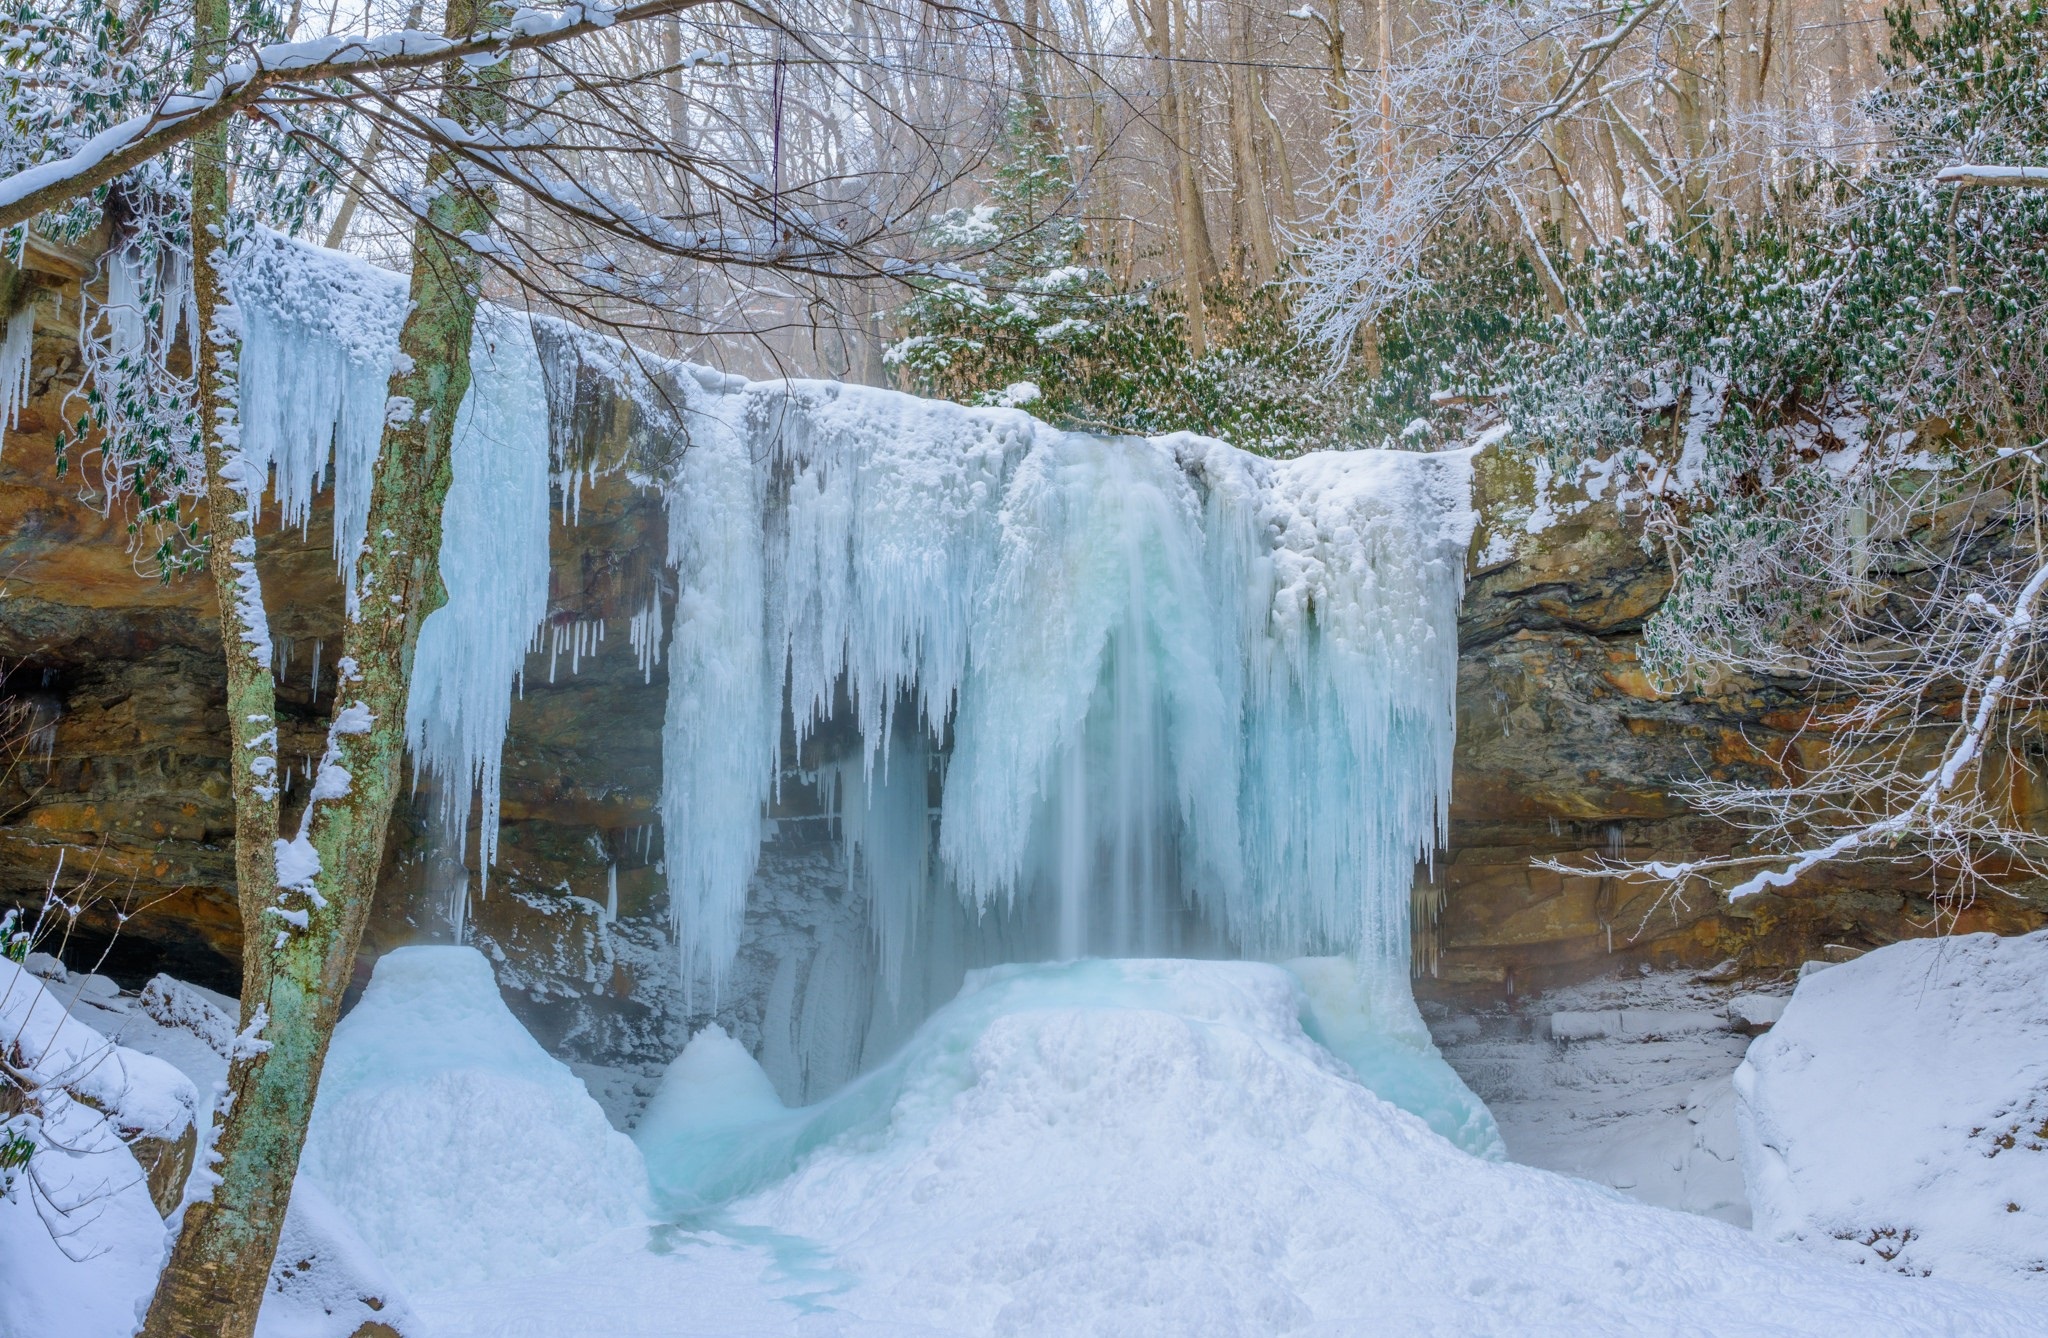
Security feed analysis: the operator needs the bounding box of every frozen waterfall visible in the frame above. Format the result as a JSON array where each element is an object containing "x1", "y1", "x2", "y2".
[
  {"x1": 656, "y1": 373, "x2": 1477, "y2": 1020},
  {"x1": 229, "y1": 235, "x2": 1477, "y2": 1102}
]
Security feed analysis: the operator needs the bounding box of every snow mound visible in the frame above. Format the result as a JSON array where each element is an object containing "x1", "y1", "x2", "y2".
[
  {"x1": 300, "y1": 946, "x2": 648, "y2": 1294},
  {"x1": 1739, "y1": 930, "x2": 2048, "y2": 1291},
  {"x1": 627, "y1": 958, "x2": 2037, "y2": 1336},
  {"x1": 0, "y1": 957, "x2": 187, "y2": 1338}
]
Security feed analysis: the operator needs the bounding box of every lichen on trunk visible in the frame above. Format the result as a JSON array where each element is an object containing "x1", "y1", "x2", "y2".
[{"x1": 139, "y1": 2, "x2": 508, "y2": 1332}]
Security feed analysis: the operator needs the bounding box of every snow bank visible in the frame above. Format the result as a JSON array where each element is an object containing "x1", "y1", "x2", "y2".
[
  {"x1": 299, "y1": 946, "x2": 648, "y2": 1294},
  {"x1": 258, "y1": 1177, "x2": 424, "y2": 1338},
  {"x1": 622, "y1": 958, "x2": 2037, "y2": 1336},
  {"x1": 1739, "y1": 930, "x2": 2048, "y2": 1291},
  {"x1": 0, "y1": 955, "x2": 197, "y2": 1338}
]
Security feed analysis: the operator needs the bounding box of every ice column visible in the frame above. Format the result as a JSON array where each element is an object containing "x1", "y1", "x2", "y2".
[
  {"x1": 655, "y1": 370, "x2": 1476, "y2": 1009},
  {"x1": 405, "y1": 305, "x2": 554, "y2": 931}
]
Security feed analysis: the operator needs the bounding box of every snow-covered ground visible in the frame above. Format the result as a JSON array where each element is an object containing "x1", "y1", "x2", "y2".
[
  {"x1": 1426, "y1": 967, "x2": 1792, "y2": 1227},
  {"x1": 10, "y1": 941, "x2": 2048, "y2": 1336},
  {"x1": 1742, "y1": 931, "x2": 2048, "y2": 1291}
]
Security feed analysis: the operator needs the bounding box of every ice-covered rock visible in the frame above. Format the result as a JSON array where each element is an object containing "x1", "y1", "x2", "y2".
[
  {"x1": 701, "y1": 956, "x2": 2037, "y2": 1336},
  {"x1": 299, "y1": 946, "x2": 649, "y2": 1295},
  {"x1": 559, "y1": 957, "x2": 2048, "y2": 1336},
  {"x1": 1549, "y1": 1007, "x2": 1728, "y2": 1041},
  {"x1": 1738, "y1": 929, "x2": 2048, "y2": 1291}
]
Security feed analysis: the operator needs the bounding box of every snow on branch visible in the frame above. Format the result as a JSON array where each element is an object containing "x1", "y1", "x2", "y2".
[
  {"x1": 1933, "y1": 165, "x2": 2048, "y2": 189},
  {"x1": 0, "y1": 0, "x2": 721, "y2": 233},
  {"x1": 1542, "y1": 446, "x2": 2048, "y2": 916}
]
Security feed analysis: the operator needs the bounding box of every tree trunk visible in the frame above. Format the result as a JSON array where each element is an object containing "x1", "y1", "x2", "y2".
[
  {"x1": 139, "y1": 4, "x2": 507, "y2": 1334},
  {"x1": 1133, "y1": 0, "x2": 1217, "y2": 354},
  {"x1": 1227, "y1": 0, "x2": 1278, "y2": 281}
]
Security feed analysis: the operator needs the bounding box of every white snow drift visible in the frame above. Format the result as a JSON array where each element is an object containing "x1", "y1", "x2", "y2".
[
  {"x1": 1739, "y1": 929, "x2": 2048, "y2": 1292},
  {"x1": 298, "y1": 946, "x2": 648, "y2": 1295},
  {"x1": 321, "y1": 951, "x2": 2042, "y2": 1337}
]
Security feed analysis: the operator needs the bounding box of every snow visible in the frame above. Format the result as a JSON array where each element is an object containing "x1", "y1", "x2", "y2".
[
  {"x1": 1739, "y1": 930, "x2": 2048, "y2": 1291},
  {"x1": 1934, "y1": 165, "x2": 2048, "y2": 186},
  {"x1": 1429, "y1": 968, "x2": 1775, "y2": 1227},
  {"x1": 401, "y1": 957, "x2": 2040, "y2": 1336},
  {"x1": 0, "y1": 1082, "x2": 167, "y2": 1338},
  {"x1": 0, "y1": 953, "x2": 199, "y2": 1141},
  {"x1": 0, "y1": 956, "x2": 205, "y2": 1338},
  {"x1": 260, "y1": 1178, "x2": 425, "y2": 1338},
  {"x1": 17, "y1": 950, "x2": 2048, "y2": 1337},
  {"x1": 297, "y1": 946, "x2": 648, "y2": 1295}
]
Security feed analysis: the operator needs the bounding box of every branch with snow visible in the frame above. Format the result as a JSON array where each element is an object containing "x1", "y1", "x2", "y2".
[
  {"x1": 1933, "y1": 165, "x2": 2048, "y2": 189},
  {"x1": 0, "y1": 0, "x2": 723, "y2": 233}
]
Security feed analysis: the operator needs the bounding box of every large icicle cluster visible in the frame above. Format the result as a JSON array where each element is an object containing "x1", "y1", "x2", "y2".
[
  {"x1": 234, "y1": 231, "x2": 407, "y2": 602},
  {"x1": 403, "y1": 305, "x2": 553, "y2": 925},
  {"x1": 225, "y1": 237, "x2": 1476, "y2": 1051},
  {"x1": 231, "y1": 237, "x2": 554, "y2": 926},
  {"x1": 652, "y1": 375, "x2": 1477, "y2": 1002}
]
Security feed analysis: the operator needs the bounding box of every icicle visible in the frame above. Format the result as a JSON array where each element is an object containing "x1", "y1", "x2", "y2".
[
  {"x1": 309, "y1": 638, "x2": 322, "y2": 703},
  {"x1": 604, "y1": 863, "x2": 618, "y2": 922},
  {"x1": 404, "y1": 304, "x2": 553, "y2": 935},
  {"x1": 628, "y1": 589, "x2": 664, "y2": 684},
  {"x1": 230, "y1": 231, "x2": 407, "y2": 603},
  {"x1": 0, "y1": 303, "x2": 35, "y2": 438},
  {"x1": 654, "y1": 372, "x2": 1476, "y2": 1002}
]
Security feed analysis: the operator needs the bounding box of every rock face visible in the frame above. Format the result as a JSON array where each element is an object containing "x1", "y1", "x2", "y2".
[
  {"x1": 1427, "y1": 449, "x2": 2048, "y2": 1002},
  {"x1": 5, "y1": 256, "x2": 2043, "y2": 1084}
]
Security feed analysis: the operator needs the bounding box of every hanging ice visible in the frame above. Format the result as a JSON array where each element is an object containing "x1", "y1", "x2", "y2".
[
  {"x1": 231, "y1": 237, "x2": 556, "y2": 920},
  {"x1": 404, "y1": 304, "x2": 554, "y2": 929},
  {"x1": 0, "y1": 303, "x2": 32, "y2": 439},
  {"x1": 232, "y1": 232, "x2": 407, "y2": 602},
  {"x1": 652, "y1": 373, "x2": 1477, "y2": 1014}
]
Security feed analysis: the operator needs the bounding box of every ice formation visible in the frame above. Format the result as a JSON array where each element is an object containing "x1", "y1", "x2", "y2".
[
  {"x1": 232, "y1": 236, "x2": 555, "y2": 925},
  {"x1": 233, "y1": 231, "x2": 407, "y2": 597},
  {"x1": 608, "y1": 957, "x2": 2044, "y2": 1337},
  {"x1": 224, "y1": 239, "x2": 1477, "y2": 1076},
  {"x1": 653, "y1": 373, "x2": 1476, "y2": 1034},
  {"x1": 0, "y1": 302, "x2": 33, "y2": 436},
  {"x1": 299, "y1": 946, "x2": 647, "y2": 1295},
  {"x1": 403, "y1": 303, "x2": 553, "y2": 922}
]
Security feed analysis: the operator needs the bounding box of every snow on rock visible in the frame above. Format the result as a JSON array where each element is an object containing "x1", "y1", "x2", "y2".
[
  {"x1": 0, "y1": 955, "x2": 199, "y2": 1338},
  {"x1": 0, "y1": 953, "x2": 198, "y2": 1142},
  {"x1": 1428, "y1": 969, "x2": 1775, "y2": 1227},
  {"x1": 1728, "y1": 992, "x2": 1789, "y2": 1034},
  {"x1": 690, "y1": 957, "x2": 2038, "y2": 1336},
  {"x1": 1549, "y1": 1007, "x2": 1730, "y2": 1042},
  {"x1": 1738, "y1": 929, "x2": 2048, "y2": 1291},
  {"x1": 258, "y1": 1177, "x2": 425, "y2": 1338},
  {"x1": 299, "y1": 946, "x2": 648, "y2": 1295}
]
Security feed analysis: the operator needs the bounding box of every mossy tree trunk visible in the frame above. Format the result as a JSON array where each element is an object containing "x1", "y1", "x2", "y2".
[{"x1": 140, "y1": 2, "x2": 507, "y2": 1332}]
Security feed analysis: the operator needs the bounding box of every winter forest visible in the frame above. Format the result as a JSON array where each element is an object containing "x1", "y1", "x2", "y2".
[{"x1": 1, "y1": 0, "x2": 2046, "y2": 1330}]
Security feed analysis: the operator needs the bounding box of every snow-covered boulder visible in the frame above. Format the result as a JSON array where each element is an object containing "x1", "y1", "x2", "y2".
[
  {"x1": 1727, "y1": 992, "x2": 1788, "y2": 1035},
  {"x1": 0, "y1": 955, "x2": 200, "y2": 1338},
  {"x1": 299, "y1": 946, "x2": 648, "y2": 1295},
  {"x1": 1737, "y1": 929, "x2": 2048, "y2": 1291}
]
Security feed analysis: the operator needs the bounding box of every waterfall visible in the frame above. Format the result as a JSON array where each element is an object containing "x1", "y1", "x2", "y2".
[
  {"x1": 656, "y1": 375, "x2": 1475, "y2": 1075},
  {"x1": 231, "y1": 236, "x2": 1477, "y2": 1104}
]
